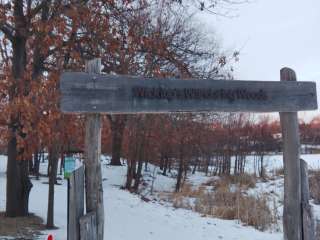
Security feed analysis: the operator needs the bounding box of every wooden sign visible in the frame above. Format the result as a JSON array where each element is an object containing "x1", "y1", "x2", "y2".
[
  {"x1": 60, "y1": 72, "x2": 317, "y2": 113},
  {"x1": 60, "y1": 61, "x2": 316, "y2": 240}
]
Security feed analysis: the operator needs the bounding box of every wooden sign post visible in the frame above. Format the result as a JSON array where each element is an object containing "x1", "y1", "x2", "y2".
[
  {"x1": 60, "y1": 65, "x2": 317, "y2": 240},
  {"x1": 83, "y1": 59, "x2": 104, "y2": 240},
  {"x1": 279, "y1": 68, "x2": 302, "y2": 240}
]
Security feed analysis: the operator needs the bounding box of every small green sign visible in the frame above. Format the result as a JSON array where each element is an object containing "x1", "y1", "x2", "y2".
[{"x1": 64, "y1": 156, "x2": 75, "y2": 179}]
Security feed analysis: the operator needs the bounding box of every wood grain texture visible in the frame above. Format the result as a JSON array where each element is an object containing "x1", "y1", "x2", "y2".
[
  {"x1": 80, "y1": 212, "x2": 98, "y2": 240},
  {"x1": 301, "y1": 159, "x2": 316, "y2": 240},
  {"x1": 68, "y1": 166, "x2": 85, "y2": 240},
  {"x1": 279, "y1": 68, "x2": 302, "y2": 240},
  {"x1": 60, "y1": 72, "x2": 317, "y2": 113},
  {"x1": 84, "y1": 59, "x2": 104, "y2": 240}
]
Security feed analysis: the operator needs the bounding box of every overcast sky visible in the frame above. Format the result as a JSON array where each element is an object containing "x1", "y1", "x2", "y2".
[{"x1": 198, "y1": 0, "x2": 320, "y2": 121}]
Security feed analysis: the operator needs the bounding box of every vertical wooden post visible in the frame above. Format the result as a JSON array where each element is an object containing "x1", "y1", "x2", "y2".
[
  {"x1": 301, "y1": 159, "x2": 316, "y2": 240},
  {"x1": 84, "y1": 59, "x2": 104, "y2": 240},
  {"x1": 80, "y1": 212, "x2": 98, "y2": 240},
  {"x1": 279, "y1": 67, "x2": 302, "y2": 240},
  {"x1": 68, "y1": 166, "x2": 85, "y2": 240}
]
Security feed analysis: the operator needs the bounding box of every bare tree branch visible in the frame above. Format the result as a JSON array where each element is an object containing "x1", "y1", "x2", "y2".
[
  {"x1": 0, "y1": 22, "x2": 14, "y2": 41},
  {"x1": 30, "y1": 0, "x2": 50, "y2": 17}
]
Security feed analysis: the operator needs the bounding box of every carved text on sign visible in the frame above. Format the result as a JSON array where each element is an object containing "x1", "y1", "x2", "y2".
[{"x1": 132, "y1": 87, "x2": 268, "y2": 102}]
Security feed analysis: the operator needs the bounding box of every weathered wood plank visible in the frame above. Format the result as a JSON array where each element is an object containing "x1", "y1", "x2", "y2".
[
  {"x1": 80, "y1": 212, "x2": 97, "y2": 240},
  {"x1": 68, "y1": 166, "x2": 85, "y2": 240},
  {"x1": 301, "y1": 159, "x2": 316, "y2": 240},
  {"x1": 279, "y1": 68, "x2": 302, "y2": 240},
  {"x1": 84, "y1": 59, "x2": 104, "y2": 240},
  {"x1": 60, "y1": 72, "x2": 317, "y2": 113}
]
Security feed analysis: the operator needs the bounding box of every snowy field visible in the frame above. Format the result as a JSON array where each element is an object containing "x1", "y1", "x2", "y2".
[
  {"x1": 234, "y1": 154, "x2": 320, "y2": 174},
  {"x1": 1, "y1": 154, "x2": 320, "y2": 240}
]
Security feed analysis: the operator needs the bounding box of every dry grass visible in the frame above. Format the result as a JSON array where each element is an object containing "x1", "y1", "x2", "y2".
[
  {"x1": 0, "y1": 212, "x2": 45, "y2": 239},
  {"x1": 309, "y1": 170, "x2": 320, "y2": 204},
  {"x1": 274, "y1": 167, "x2": 284, "y2": 177},
  {"x1": 177, "y1": 183, "x2": 206, "y2": 198},
  {"x1": 171, "y1": 174, "x2": 275, "y2": 231},
  {"x1": 205, "y1": 173, "x2": 256, "y2": 189},
  {"x1": 172, "y1": 194, "x2": 192, "y2": 209},
  {"x1": 171, "y1": 183, "x2": 205, "y2": 209},
  {"x1": 194, "y1": 185, "x2": 275, "y2": 231}
]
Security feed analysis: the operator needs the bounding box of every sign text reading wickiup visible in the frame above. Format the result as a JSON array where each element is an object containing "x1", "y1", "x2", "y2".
[{"x1": 60, "y1": 72, "x2": 317, "y2": 114}]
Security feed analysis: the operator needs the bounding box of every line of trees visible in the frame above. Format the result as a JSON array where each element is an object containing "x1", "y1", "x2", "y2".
[
  {"x1": 119, "y1": 113, "x2": 320, "y2": 193},
  {"x1": 119, "y1": 113, "x2": 283, "y2": 192},
  {"x1": 0, "y1": 0, "x2": 242, "y2": 228}
]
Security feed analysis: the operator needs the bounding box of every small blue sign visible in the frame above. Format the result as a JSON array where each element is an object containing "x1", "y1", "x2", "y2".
[{"x1": 64, "y1": 156, "x2": 75, "y2": 179}]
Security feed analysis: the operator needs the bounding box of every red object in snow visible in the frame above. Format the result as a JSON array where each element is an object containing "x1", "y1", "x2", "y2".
[{"x1": 47, "y1": 234, "x2": 54, "y2": 240}]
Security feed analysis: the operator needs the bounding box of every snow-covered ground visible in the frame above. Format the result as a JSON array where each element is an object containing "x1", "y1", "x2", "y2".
[
  {"x1": 233, "y1": 154, "x2": 320, "y2": 174},
  {"x1": 1, "y1": 154, "x2": 320, "y2": 240}
]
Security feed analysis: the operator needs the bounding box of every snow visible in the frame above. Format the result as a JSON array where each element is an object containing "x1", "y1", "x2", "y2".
[
  {"x1": 231, "y1": 154, "x2": 320, "y2": 174},
  {"x1": 1, "y1": 154, "x2": 320, "y2": 239}
]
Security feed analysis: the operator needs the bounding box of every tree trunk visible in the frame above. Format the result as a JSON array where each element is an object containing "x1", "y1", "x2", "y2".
[
  {"x1": 234, "y1": 155, "x2": 238, "y2": 175},
  {"x1": 47, "y1": 143, "x2": 59, "y2": 228},
  {"x1": 6, "y1": 132, "x2": 33, "y2": 217},
  {"x1": 168, "y1": 157, "x2": 172, "y2": 173},
  {"x1": 60, "y1": 153, "x2": 65, "y2": 176},
  {"x1": 29, "y1": 159, "x2": 34, "y2": 174},
  {"x1": 144, "y1": 160, "x2": 148, "y2": 172},
  {"x1": 259, "y1": 154, "x2": 264, "y2": 178},
  {"x1": 125, "y1": 160, "x2": 134, "y2": 190},
  {"x1": 133, "y1": 140, "x2": 145, "y2": 192},
  {"x1": 183, "y1": 159, "x2": 189, "y2": 185},
  {"x1": 159, "y1": 153, "x2": 164, "y2": 171},
  {"x1": 192, "y1": 159, "x2": 197, "y2": 174},
  {"x1": 176, "y1": 145, "x2": 184, "y2": 192},
  {"x1": 41, "y1": 150, "x2": 45, "y2": 163},
  {"x1": 109, "y1": 115, "x2": 126, "y2": 166},
  {"x1": 34, "y1": 150, "x2": 40, "y2": 180},
  {"x1": 134, "y1": 158, "x2": 143, "y2": 192},
  {"x1": 176, "y1": 157, "x2": 184, "y2": 192},
  {"x1": 6, "y1": 2, "x2": 32, "y2": 217},
  {"x1": 162, "y1": 156, "x2": 169, "y2": 176},
  {"x1": 205, "y1": 156, "x2": 210, "y2": 176}
]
